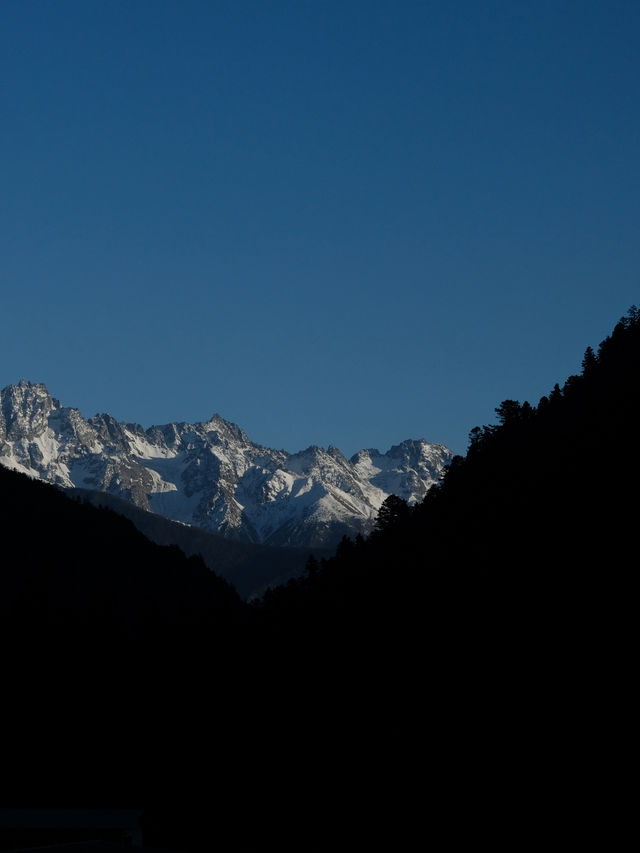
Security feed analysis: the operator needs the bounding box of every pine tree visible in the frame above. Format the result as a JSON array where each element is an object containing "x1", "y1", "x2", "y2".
[
  {"x1": 375, "y1": 495, "x2": 410, "y2": 531},
  {"x1": 305, "y1": 554, "x2": 320, "y2": 578},
  {"x1": 581, "y1": 346, "x2": 598, "y2": 376}
]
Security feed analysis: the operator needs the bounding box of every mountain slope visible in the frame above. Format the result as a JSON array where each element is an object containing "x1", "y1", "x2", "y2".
[
  {"x1": 245, "y1": 308, "x2": 640, "y2": 848},
  {"x1": 260, "y1": 308, "x2": 640, "y2": 619},
  {"x1": 0, "y1": 462, "x2": 243, "y2": 644},
  {"x1": 68, "y1": 486, "x2": 330, "y2": 599},
  {"x1": 0, "y1": 380, "x2": 452, "y2": 548}
]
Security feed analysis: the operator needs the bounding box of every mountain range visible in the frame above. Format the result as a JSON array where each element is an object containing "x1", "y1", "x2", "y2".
[{"x1": 0, "y1": 380, "x2": 452, "y2": 550}]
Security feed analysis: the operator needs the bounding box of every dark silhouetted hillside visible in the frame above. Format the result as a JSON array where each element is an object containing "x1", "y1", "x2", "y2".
[
  {"x1": 249, "y1": 306, "x2": 640, "y2": 847},
  {"x1": 0, "y1": 465, "x2": 255, "y2": 823},
  {"x1": 258, "y1": 306, "x2": 640, "y2": 622},
  {"x1": 67, "y1": 487, "x2": 331, "y2": 599},
  {"x1": 0, "y1": 464, "x2": 243, "y2": 644}
]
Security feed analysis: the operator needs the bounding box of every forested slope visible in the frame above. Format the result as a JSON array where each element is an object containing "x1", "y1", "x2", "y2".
[
  {"x1": 260, "y1": 306, "x2": 640, "y2": 621},
  {"x1": 247, "y1": 307, "x2": 639, "y2": 847}
]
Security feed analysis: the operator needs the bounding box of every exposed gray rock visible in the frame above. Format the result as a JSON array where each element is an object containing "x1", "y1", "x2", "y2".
[{"x1": 0, "y1": 381, "x2": 453, "y2": 549}]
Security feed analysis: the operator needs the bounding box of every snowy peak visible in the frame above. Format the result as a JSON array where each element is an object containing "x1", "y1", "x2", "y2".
[
  {"x1": 0, "y1": 381, "x2": 454, "y2": 548},
  {"x1": 349, "y1": 439, "x2": 449, "y2": 505},
  {"x1": 203, "y1": 413, "x2": 251, "y2": 445}
]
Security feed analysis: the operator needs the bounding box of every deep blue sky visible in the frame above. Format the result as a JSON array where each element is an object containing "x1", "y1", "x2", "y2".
[{"x1": 2, "y1": 1, "x2": 639, "y2": 456}]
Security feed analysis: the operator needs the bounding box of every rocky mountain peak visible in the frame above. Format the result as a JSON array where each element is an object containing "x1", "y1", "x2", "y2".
[
  {"x1": 1, "y1": 380, "x2": 57, "y2": 441},
  {"x1": 203, "y1": 413, "x2": 251, "y2": 446},
  {"x1": 0, "y1": 381, "x2": 454, "y2": 548}
]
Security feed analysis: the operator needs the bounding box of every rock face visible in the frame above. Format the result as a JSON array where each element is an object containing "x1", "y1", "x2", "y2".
[{"x1": 0, "y1": 380, "x2": 453, "y2": 548}]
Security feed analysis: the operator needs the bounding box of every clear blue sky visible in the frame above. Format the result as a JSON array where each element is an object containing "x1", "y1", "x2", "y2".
[{"x1": 2, "y1": 1, "x2": 639, "y2": 456}]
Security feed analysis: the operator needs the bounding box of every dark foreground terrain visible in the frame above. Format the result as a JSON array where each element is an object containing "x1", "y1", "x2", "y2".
[{"x1": 3, "y1": 308, "x2": 638, "y2": 848}]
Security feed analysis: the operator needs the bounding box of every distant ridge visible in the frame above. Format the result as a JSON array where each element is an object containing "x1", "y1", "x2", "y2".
[{"x1": 0, "y1": 380, "x2": 452, "y2": 549}]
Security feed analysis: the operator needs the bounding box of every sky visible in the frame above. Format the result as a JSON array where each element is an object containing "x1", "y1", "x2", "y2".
[{"x1": 1, "y1": 0, "x2": 639, "y2": 457}]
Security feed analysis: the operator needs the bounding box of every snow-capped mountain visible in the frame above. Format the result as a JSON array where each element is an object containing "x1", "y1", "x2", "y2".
[{"x1": 0, "y1": 380, "x2": 453, "y2": 548}]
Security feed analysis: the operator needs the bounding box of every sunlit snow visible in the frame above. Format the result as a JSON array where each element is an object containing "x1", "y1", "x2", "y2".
[{"x1": 0, "y1": 381, "x2": 453, "y2": 547}]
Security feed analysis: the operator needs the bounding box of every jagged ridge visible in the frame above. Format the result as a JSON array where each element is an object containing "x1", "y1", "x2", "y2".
[{"x1": 0, "y1": 380, "x2": 453, "y2": 548}]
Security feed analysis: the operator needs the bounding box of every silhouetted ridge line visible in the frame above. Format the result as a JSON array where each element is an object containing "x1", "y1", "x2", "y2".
[{"x1": 248, "y1": 307, "x2": 638, "y2": 845}]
